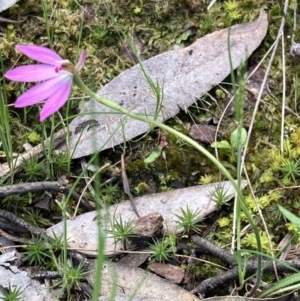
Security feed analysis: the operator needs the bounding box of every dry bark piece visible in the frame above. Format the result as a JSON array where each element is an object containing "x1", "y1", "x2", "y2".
[
  {"x1": 149, "y1": 262, "x2": 185, "y2": 284},
  {"x1": 189, "y1": 124, "x2": 218, "y2": 143},
  {"x1": 79, "y1": 3, "x2": 95, "y2": 21},
  {"x1": 0, "y1": 0, "x2": 20, "y2": 12},
  {"x1": 87, "y1": 260, "x2": 199, "y2": 301},
  {"x1": 58, "y1": 11, "x2": 268, "y2": 158},
  {"x1": 132, "y1": 211, "x2": 164, "y2": 237},
  {"x1": 33, "y1": 192, "x2": 52, "y2": 212},
  {"x1": 246, "y1": 65, "x2": 269, "y2": 97},
  {"x1": 118, "y1": 252, "x2": 150, "y2": 268},
  {"x1": 278, "y1": 232, "x2": 292, "y2": 261},
  {"x1": 46, "y1": 180, "x2": 247, "y2": 256}
]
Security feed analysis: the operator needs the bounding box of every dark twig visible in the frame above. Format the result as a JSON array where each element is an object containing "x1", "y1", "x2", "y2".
[
  {"x1": 191, "y1": 258, "x2": 300, "y2": 296},
  {"x1": 0, "y1": 228, "x2": 28, "y2": 243},
  {"x1": 184, "y1": 247, "x2": 197, "y2": 290},
  {"x1": 0, "y1": 181, "x2": 64, "y2": 197},
  {"x1": 0, "y1": 16, "x2": 27, "y2": 23},
  {"x1": 68, "y1": 250, "x2": 89, "y2": 267},
  {"x1": 0, "y1": 209, "x2": 89, "y2": 272},
  {"x1": 0, "y1": 218, "x2": 30, "y2": 233},
  {"x1": 63, "y1": 187, "x2": 95, "y2": 211},
  {"x1": 121, "y1": 154, "x2": 139, "y2": 217},
  {"x1": 192, "y1": 235, "x2": 236, "y2": 266},
  {"x1": 27, "y1": 267, "x2": 61, "y2": 280},
  {"x1": 0, "y1": 209, "x2": 44, "y2": 236},
  {"x1": 0, "y1": 181, "x2": 94, "y2": 211},
  {"x1": 191, "y1": 235, "x2": 300, "y2": 296}
]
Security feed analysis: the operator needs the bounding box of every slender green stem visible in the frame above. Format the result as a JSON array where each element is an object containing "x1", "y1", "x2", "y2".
[
  {"x1": 91, "y1": 215, "x2": 106, "y2": 301},
  {"x1": 91, "y1": 159, "x2": 106, "y2": 301},
  {"x1": 227, "y1": 24, "x2": 243, "y2": 287},
  {"x1": 61, "y1": 196, "x2": 68, "y2": 295},
  {"x1": 74, "y1": 75, "x2": 237, "y2": 190},
  {"x1": 227, "y1": 25, "x2": 261, "y2": 294},
  {"x1": 0, "y1": 50, "x2": 13, "y2": 169},
  {"x1": 40, "y1": 0, "x2": 52, "y2": 45},
  {"x1": 74, "y1": 73, "x2": 262, "y2": 293}
]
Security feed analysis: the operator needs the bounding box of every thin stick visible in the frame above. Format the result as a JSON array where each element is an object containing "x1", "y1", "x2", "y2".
[
  {"x1": 121, "y1": 154, "x2": 139, "y2": 217},
  {"x1": 0, "y1": 181, "x2": 64, "y2": 197}
]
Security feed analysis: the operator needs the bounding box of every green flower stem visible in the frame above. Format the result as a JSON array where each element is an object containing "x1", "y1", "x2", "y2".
[
  {"x1": 74, "y1": 75, "x2": 236, "y2": 188},
  {"x1": 227, "y1": 22, "x2": 261, "y2": 295},
  {"x1": 74, "y1": 74, "x2": 261, "y2": 292}
]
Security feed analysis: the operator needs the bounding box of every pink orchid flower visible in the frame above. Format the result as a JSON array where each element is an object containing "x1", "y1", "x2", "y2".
[{"x1": 5, "y1": 45, "x2": 87, "y2": 121}]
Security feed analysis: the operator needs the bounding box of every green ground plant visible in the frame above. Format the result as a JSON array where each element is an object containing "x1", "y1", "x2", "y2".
[
  {"x1": 279, "y1": 158, "x2": 300, "y2": 183},
  {"x1": 107, "y1": 216, "x2": 136, "y2": 250},
  {"x1": 51, "y1": 152, "x2": 70, "y2": 177},
  {"x1": 0, "y1": 284, "x2": 23, "y2": 301},
  {"x1": 22, "y1": 237, "x2": 51, "y2": 266},
  {"x1": 55, "y1": 261, "x2": 88, "y2": 298},
  {"x1": 175, "y1": 206, "x2": 204, "y2": 241},
  {"x1": 149, "y1": 237, "x2": 175, "y2": 263},
  {"x1": 258, "y1": 206, "x2": 300, "y2": 297},
  {"x1": 101, "y1": 183, "x2": 120, "y2": 204},
  {"x1": 0, "y1": 54, "x2": 13, "y2": 169},
  {"x1": 20, "y1": 156, "x2": 46, "y2": 182},
  {"x1": 210, "y1": 185, "x2": 232, "y2": 210}
]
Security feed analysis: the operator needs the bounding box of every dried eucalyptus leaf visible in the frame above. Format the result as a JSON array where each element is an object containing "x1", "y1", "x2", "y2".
[
  {"x1": 46, "y1": 180, "x2": 247, "y2": 256},
  {"x1": 60, "y1": 11, "x2": 268, "y2": 159},
  {"x1": 0, "y1": 0, "x2": 19, "y2": 12},
  {"x1": 87, "y1": 261, "x2": 200, "y2": 301}
]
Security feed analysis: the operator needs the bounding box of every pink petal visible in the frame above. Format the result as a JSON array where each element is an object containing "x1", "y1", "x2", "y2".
[
  {"x1": 5, "y1": 65, "x2": 59, "y2": 82},
  {"x1": 16, "y1": 45, "x2": 63, "y2": 65},
  {"x1": 40, "y1": 80, "x2": 72, "y2": 121},
  {"x1": 75, "y1": 51, "x2": 87, "y2": 71},
  {"x1": 15, "y1": 73, "x2": 73, "y2": 107}
]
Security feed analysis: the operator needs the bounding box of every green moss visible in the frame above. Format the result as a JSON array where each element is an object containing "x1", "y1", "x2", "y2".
[{"x1": 242, "y1": 231, "x2": 274, "y2": 253}]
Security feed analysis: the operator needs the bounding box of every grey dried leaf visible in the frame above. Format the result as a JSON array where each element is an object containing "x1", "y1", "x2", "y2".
[
  {"x1": 149, "y1": 262, "x2": 185, "y2": 284},
  {"x1": 0, "y1": 0, "x2": 19, "y2": 12},
  {"x1": 59, "y1": 11, "x2": 268, "y2": 159},
  {"x1": 46, "y1": 180, "x2": 247, "y2": 256},
  {"x1": 87, "y1": 261, "x2": 199, "y2": 301}
]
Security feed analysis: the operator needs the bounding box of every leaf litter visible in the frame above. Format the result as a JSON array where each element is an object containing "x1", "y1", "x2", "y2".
[
  {"x1": 87, "y1": 261, "x2": 200, "y2": 301},
  {"x1": 58, "y1": 11, "x2": 268, "y2": 158},
  {"x1": 46, "y1": 180, "x2": 248, "y2": 256}
]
